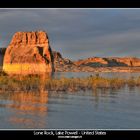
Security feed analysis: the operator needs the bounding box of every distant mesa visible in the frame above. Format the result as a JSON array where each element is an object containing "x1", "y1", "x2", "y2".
[
  {"x1": 74, "y1": 57, "x2": 140, "y2": 67},
  {"x1": 3, "y1": 31, "x2": 54, "y2": 75}
]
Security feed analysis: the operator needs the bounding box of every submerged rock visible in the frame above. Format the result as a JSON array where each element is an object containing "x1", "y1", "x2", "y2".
[{"x1": 3, "y1": 31, "x2": 54, "y2": 75}]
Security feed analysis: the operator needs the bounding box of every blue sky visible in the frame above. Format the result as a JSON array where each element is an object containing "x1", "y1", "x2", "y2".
[{"x1": 0, "y1": 9, "x2": 140, "y2": 60}]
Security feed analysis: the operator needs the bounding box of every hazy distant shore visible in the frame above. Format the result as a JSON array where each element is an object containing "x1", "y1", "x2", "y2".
[
  {"x1": 1, "y1": 65, "x2": 140, "y2": 73},
  {"x1": 55, "y1": 66, "x2": 140, "y2": 73}
]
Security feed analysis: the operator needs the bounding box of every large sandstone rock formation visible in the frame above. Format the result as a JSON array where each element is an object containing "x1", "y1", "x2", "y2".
[{"x1": 3, "y1": 31, "x2": 54, "y2": 75}]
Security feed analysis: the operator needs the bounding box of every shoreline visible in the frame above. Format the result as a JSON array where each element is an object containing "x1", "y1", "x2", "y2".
[{"x1": 1, "y1": 66, "x2": 140, "y2": 73}]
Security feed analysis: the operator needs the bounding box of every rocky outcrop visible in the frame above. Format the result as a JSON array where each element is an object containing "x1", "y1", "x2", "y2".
[
  {"x1": 74, "y1": 57, "x2": 108, "y2": 67},
  {"x1": 3, "y1": 31, "x2": 54, "y2": 75},
  {"x1": 52, "y1": 52, "x2": 140, "y2": 72},
  {"x1": 53, "y1": 51, "x2": 77, "y2": 72},
  {"x1": 52, "y1": 51, "x2": 140, "y2": 72},
  {"x1": 109, "y1": 57, "x2": 140, "y2": 67}
]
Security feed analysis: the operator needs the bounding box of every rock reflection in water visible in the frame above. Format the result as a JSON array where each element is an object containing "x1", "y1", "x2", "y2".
[{"x1": 6, "y1": 91, "x2": 48, "y2": 128}]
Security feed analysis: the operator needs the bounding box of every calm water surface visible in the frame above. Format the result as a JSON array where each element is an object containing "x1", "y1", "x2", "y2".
[{"x1": 0, "y1": 72, "x2": 140, "y2": 129}]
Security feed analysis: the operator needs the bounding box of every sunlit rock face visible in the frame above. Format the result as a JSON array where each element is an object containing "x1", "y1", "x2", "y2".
[{"x1": 3, "y1": 31, "x2": 54, "y2": 75}]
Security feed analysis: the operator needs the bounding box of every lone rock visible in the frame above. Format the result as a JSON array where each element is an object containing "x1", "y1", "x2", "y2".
[{"x1": 3, "y1": 31, "x2": 54, "y2": 75}]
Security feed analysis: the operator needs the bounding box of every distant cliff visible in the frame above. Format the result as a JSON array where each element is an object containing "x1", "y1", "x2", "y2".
[
  {"x1": 52, "y1": 51, "x2": 77, "y2": 72},
  {"x1": 74, "y1": 57, "x2": 140, "y2": 67},
  {"x1": 53, "y1": 52, "x2": 140, "y2": 72}
]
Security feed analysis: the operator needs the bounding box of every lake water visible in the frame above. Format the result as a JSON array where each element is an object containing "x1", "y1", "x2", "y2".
[{"x1": 0, "y1": 72, "x2": 140, "y2": 129}]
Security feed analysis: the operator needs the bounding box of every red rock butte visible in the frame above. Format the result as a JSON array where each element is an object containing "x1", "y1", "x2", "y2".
[{"x1": 3, "y1": 31, "x2": 54, "y2": 75}]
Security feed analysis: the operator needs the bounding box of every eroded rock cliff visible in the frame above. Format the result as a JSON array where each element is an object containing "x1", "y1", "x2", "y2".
[{"x1": 3, "y1": 31, "x2": 54, "y2": 75}]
